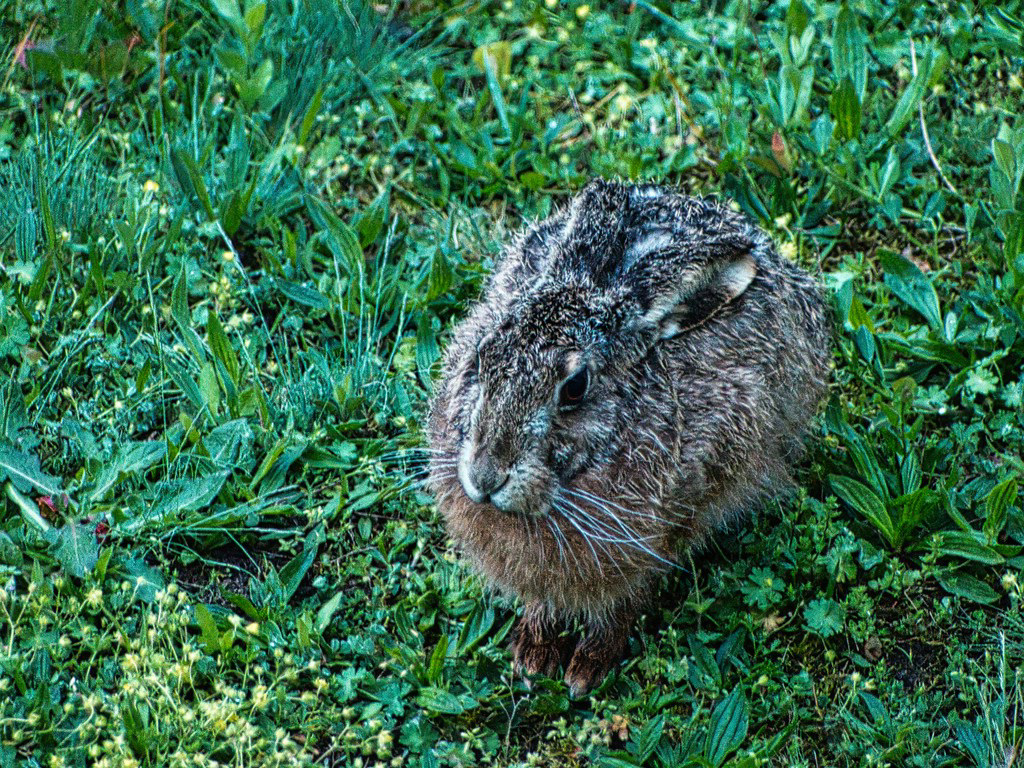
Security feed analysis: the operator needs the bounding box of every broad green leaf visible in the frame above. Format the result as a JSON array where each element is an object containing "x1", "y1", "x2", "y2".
[
  {"x1": 195, "y1": 603, "x2": 223, "y2": 653},
  {"x1": 211, "y1": 0, "x2": 241, "y2": 22},
  {"x1": 15, "y1": 208, "x2": 36, "y2": 264},
  {"x1": 207, "y1": 311, "x2": 240, "y2": 389},
  {"x1": 243, "y1": 2, "x2": 266, "y2": 38},
  {"x1": 6, "y1": 483, "x2": 51, "y2": 532},
  {"x1": 205, "y1": 419, "x2": 255, "y2": 467},
  {"x1": 0, "y1": 443, "x2": 62, "y2": 496},
  {"x1": 885, "y1": 49, "x2": 931, "y2": 136},
  {"x1": 416, "y1": 687, "x2": 464, "y2": 715},
  {"x1": 315, "y1": 590, "x2": 345, "y2": 634},
  {"x1": 298, "y1": 86, "x2": 324, "y2": 146},
  {"x1": 427, "y1": 248, "x2": 453, "y2": 300},
  {"x1": 832, "y1": 6, "x2": 867, "y2": 100},
  {"x1": 52, "y1": 522, "x2": 99, "y2": 579},
  {"x1": 169, "y1": 148, "x2": 215, "y2": 220},
  {"x1": 829, "y1": 77, "x2": 861, "y2": 140},
  {"x1": 830, "y1": 475, "x2": 895, "y2": 546},
  {"x1": 482, "y1": 51, "x2": 511, "y2": 137},
  {"x1": 900, "y1": 452, "x2": 921, "y2": 494},
  {"x1": 993, "y1": 137, "x2": 1017, "y2": 181},
  {"x1": 171, "y1": 264, "x2": 205, "y2": 361},
  {"x1": 427, "y1": 635, "x2": 449, "y2": 684},
  {"x1": 803, "y1": 598, "x2": 846, "y2": 637},
  {"x1": 199, "y1": 361, "x2": 221, "y2": 415},
  {"x1": 706, "y1": 687, "x2": 748, "y2": 767},
  {"x1": 878, "y1": 147, "x2": 901, "y2": 198},
  {"x1": 91, "y1": 441, "x2": 167, "y2": 501},
  {"x1": 786, "y1": 0, "x2": 810, "y2": 37},
  {"x1": 275, "y1": 279, "x2": 330, "y2": 310},
  {"x1": 353, "y1": 186, "x2": 391, "y2": 247},
  {"x1": 688, "y1": 635, "x2": 721, "y2": 688},
  {"x1": 416, "y1": 315, "x2": 440, "y2": 386},
  {"x1": 937, "y1": 570, "x2": 999, "y2": 604},
  {"x1": 456, "y1": 604, "x2": 495, "y2": 655},
  {"x1": 954, "y1": 721, "x2": 991, "y2": 767},
  {"x1": 860, "y1": 692, "x2": 889, "y2": 726},
  {"x1": 121, "y1": 558, "x2": 165, "y2": 602},
  {"x1": 878, "y1": 249, "x2": 942, "y2": 329},
  {"x1": 930, "y1": 531, "x2": 1005, "y2": 565},
  {"x1": 278, "y1": 531, "x2": 321, "y2": 604},
  {"x1": 304, "y1": 195, "x2": 363, "y2": 276},
  {"x1": 154, "y1": 472, "x2": 229, "y2": 515},
  {"x1": 985, "y1": 475, "x2": 1018, "y2": 542},
  {"x1": 632, "y1": 714, "x2": 664, "y2": 762}
]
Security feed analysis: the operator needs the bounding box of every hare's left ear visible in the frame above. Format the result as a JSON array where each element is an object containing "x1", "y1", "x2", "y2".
[{"x1": 620, "y1": 232, "x2": 758, "y2": 340}]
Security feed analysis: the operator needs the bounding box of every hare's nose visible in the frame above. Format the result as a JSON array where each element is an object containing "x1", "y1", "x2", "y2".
[{"x1": 459, "y1": 456, "x2": 509, "y2": 504}]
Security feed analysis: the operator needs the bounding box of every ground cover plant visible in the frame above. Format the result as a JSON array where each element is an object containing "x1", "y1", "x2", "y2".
[{"x1": 0, "y1": 0, "x2": 1022, "y2": 765}]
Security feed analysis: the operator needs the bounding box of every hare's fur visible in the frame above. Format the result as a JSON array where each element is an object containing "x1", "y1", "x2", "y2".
[{"x1": 427, "y1": 180, "x2": 830, "y2": 694}]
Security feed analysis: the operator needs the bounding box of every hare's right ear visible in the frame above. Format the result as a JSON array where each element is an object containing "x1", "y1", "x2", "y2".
[{"x1": 620, "y1": 233, "x2": 758, "y2": 340}]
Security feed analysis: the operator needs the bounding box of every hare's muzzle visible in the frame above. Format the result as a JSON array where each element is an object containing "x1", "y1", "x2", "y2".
[{"x1": 458, "y1": 449, "x2": 510, "y2": 505}]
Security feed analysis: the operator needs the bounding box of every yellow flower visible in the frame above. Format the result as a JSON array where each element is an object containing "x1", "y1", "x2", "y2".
[
  {"x1": 143, "y1": 180, "x2": 159, "y2": 193},
  {"x1": 778, "y1": 241, "x2": 798, "y2": 261},
  {"x1": 575, "y1": 4, "x2": 590, "y2": 20}
]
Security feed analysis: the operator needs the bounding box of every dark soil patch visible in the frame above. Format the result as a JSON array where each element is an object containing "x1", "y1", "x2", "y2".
[
  {"x1": 173, "y1": 542, "x2": 320, "y2": 608},
  {"x1": 887, "y1": 636, "x2": 947, "y2": 691}
]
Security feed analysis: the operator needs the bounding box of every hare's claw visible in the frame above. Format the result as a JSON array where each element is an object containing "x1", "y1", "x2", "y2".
[
  {"x1": 510, "y1": 603, "x2": 573, "y2": 685},
  {"x1": 563, "y1": 613, "x2": 631, "y2": 698}
]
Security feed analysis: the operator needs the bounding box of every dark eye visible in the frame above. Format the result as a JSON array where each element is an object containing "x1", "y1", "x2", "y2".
[{"x1": 558, "y1": 367, "x2": 589, "y2": 408}]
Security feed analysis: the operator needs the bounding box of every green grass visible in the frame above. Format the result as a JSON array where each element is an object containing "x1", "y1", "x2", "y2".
[{"x1": 1, "y1": 0, "x2": 1023, "y2": 766}]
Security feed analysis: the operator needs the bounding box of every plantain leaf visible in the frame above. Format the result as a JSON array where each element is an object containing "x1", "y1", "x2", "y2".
[
  {"x1": 878, "y1": 248, "x2": 942, "y2": 329},
  {"x1": 829, "y1": 76, "x2": 861, "y2": 140},
  {"x1": 706, "y1": 687, "x2": 748, "y2": 767},
  {"x1": 985, "y1": 475, "x2": 1018, "y2": 542},
  {"x1": 830, "y1": 475, "x2": 895, "y2": 546}
]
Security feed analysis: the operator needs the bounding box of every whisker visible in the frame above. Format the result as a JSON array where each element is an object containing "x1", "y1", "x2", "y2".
[
  {"x1": 558, "y1": 494, "x2": 679, "y2": 570},
  {"x1": 564, "y1": 487, "x2": 670, "y2": 523},
  {"x1": 545, "y1": 516, "x2": 566, "y2": 568},
  {"x1": 558, "y1": 496, "x2": 659, "y2": 546},
  {"x1": 554, "y1": 497, "x2": 630, "y2": 580},
  {"x1": 547, "y1": 507, "x2": 582, "y2": 577},
  {"x1": 552, "y1": 501, "x2": 606, "y2": 579},
  {"x1": 396, "y1": 471, "x2": 458, "y2": 493}
]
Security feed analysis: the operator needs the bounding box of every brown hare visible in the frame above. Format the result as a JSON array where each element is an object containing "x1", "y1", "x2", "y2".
[{"x1": 427, "y1": 180, "x2": 830, "y2": 696}]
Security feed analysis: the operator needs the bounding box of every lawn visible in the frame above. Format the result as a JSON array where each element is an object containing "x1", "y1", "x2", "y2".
[{"x1": 1, "y1": 1, "x2": 1023, "y2": 766}]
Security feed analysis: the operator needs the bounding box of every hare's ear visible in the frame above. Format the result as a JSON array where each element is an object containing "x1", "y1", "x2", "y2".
[{"x1": 621, "y1": 233, "x2": 758, "y2": 340}]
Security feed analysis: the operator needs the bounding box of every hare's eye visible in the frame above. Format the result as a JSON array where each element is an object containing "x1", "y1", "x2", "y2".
[{"x1": 558, "y1": 367, "x2": 589, "y2": 408}]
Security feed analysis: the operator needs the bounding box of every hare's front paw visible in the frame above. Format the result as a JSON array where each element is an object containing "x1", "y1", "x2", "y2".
[
  {"x1": 563, "y1": 615, "x2": 631, "y2": 698},
  {"x1": 510, "y1": 603, "x2": 573, "y2": 685}
]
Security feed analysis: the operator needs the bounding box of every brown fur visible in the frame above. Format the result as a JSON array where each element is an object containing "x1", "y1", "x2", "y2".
[{"x1": 427, "y1": 181, "x2": 830, "y2": 695}]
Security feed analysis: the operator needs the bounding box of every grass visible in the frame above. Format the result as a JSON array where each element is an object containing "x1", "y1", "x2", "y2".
[{"x1": 0, "y1": 0, "x2": 1023, "y2": 765}]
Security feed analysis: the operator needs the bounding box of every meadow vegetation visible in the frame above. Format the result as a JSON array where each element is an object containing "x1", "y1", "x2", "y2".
[{"x1": 1, "y1": 0, "x2": 1023, "y2": 765}]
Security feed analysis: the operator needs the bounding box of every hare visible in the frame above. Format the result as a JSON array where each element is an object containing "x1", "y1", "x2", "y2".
[{"x1": 427, "y1": 180, "x2": 830, "y2": 696}]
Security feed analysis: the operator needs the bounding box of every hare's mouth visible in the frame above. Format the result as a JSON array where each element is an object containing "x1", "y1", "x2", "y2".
[
  {"x1": 486, "y1": 482, "x2": 553, "y2": 518},
  {"x1": 456, "y1": 447, "x2": 556, "y2": 517}
]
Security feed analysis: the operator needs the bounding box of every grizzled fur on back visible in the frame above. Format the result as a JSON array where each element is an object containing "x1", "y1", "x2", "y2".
[{"x1": 427, "y1": 180, "x2": 829, "y2": 691}]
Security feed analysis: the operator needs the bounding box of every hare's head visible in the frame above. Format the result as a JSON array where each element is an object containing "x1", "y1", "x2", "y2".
[{"x1": 451, "y1": 180, "x2": 761, "y2": 518}]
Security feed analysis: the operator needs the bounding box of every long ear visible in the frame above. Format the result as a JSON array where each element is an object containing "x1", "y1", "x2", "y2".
[{"x1": 621, "y1": 232, "x2": 758, "y2": 339}]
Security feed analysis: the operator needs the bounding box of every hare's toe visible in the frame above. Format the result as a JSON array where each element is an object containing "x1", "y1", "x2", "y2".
[
  {"x1": 510, "y1": 603, "x2": 573, "y2": 685},
  {"x1": 512, "y1": 636, "x2": 570, "y2": 683},
  {"x1": 563, "y1": 616, "x2": 631, "y2": 698}
]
